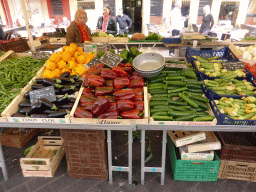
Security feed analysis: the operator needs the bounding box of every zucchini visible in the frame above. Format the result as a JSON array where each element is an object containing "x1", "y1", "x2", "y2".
[
  {"x1": 186, "y1": 81, "x2": 205, "y2": 85},
  {"x1": 189, "y1": 95, "x2": 210, "y2": 103},
  {"x1": 165, "y1": 81, "x2": 187, "y2": 87},
  {"x1": 179, "y1": 93, "x2": 199, "y2": 109},
  {"x1": 150, "y1": 96, "x2": 170, "y2": 101},
  {"x1": 150, "y1": 101, "x2": 168, "y2": 107},
  {"x1": 151, "y1": 111, "x2": 168, "y2": 116},
  {"x1": 168, "y1": 105, "x2": 191, "y2": 111},
  {"x1": 168, "y1": 87, "x2": 187, "y2": 93},
  {"x1": 152, "y1": 116, "x2": 173, "y2": 121},
  {"x1": 168, "y1": 100, "x2": 187, "y2": 106},
  {"x1": 175, "y1": 114, "x2": 197, "y2": 121},
  {"x1": 168, "y1": 110, "x2": 196, "y2": 117},
  {"x1": 149, "y1": 90, "x2": 168, "y2": 94},
  {"x1": 166, "y1": 76, "x2": 186, "y2": 81},
  {"x1": 150, "y1": 108, "x2": 169, "y2": 113},
  {"x1": 187, "y1": 88, "x2": 202, "y2": 93},
  {"x1": 193, "y1": 115, "x2": 215, "y2": 121}
]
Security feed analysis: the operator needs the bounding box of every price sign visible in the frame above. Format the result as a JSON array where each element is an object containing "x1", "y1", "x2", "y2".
[
  {"x1": 99, "y1": 51, "x2": 123, "y2": 68},
  {"x1": 222, "y1": 61, "x2": 244, "y2": 71},
  {"x1": 87, "y1": 57, "x2": 100, "y2": 67},
  {"x1": 32, "y1": 51, "x2": 51, "y2": 60},
  {"x1": 29, "y1": 86, "x2": 56, "y2": 105}
]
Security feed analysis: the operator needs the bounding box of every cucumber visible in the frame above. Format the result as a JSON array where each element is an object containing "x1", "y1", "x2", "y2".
[
  {"x1": 168, "y1": 100, "x2": 187, "y2": 106},
  {"x1": 152, "y1": 116, "x2": 173, "y2": 121},
  {"x1": 168, "y1": 105, "x2": 191, "y2": 111},
  {"x1": 168, "y1": 110, "x2": 196, "y2": 117},
  {"x1": 166, "y1": 76, "x2": 186, "y2": 81},
  {"x1": 179, "y1": 93, "x2": 199, "y2": 109},
  {"x1": 150, "y1": 108, "x2": 169, "y2": 113},
  {"x1": 193, "y1": 115, "x2": 215, "y2": 121},
  {"x1": 168, "y1": 87, "x2": 187, "y2": 93},
  {"x1": 175, "y1": 114, "x2": 197, "y2": 121},
  {"x1": 150, "y1": 96, "x2": 170, "y2": 101},
  {"x1": 165, "y1": 81, "x2": 187, "y2": 87},
  {"x1": 149, "y1": 90, "x2": 168, "y2": 94},
  {"x1": 151, "y1": 111, "x2": 168, "y2": 116},
  {"x1": 150, "y1": 101, "x2": 168, "y2": 107}
]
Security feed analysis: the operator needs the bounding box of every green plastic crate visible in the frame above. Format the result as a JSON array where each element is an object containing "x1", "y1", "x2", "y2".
[{"x1": 167, "y1": 135, "x2": 220, "y2": 182}]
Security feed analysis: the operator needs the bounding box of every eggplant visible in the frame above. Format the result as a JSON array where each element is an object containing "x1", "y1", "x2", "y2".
[
  {"x1": 43, "y1": 109, "x2": 56, "y2": 114},
  {"x1": 19, "y1": 107, "x2": 32, "y2": 116},
  {"x1": 48, "y1": 110, "x2": 68, "y2": 118},
  {"x1": 69, "y1": 74, "x2": 80, "y2": 81},
  {"x1": 31, "y1": 84, "x2": 45, "y2": 90},
  {"x1": 31, "y1": 102, "x2": 46, "y2": 114},
  {"x1": 54, "y1": 94, "x2": 69, "y2": 105},
  {"x1": 30, "y1": 114, "x2": 49, "y2": 118},
  {"x1": 70, "y1": 80, "x2": 82, "y2": 88},
  {"x1": 61, "y1": 86, "x2": 76, "y2": 95},
  {"x1": 36, "y1": 78, "x2": 55, "y2": 86},
  {"x1": 38, "y1": 98, "x2": 58, "y2": 110},
  {"x1": 68, "y1": 97, "x2": 76, "y2": 103},
  {"x1": 11, "y1": 113, "x2": 26, "y2": 117},
  {"x1": 60, "y1": 71, "x2": 70, "y2": 78},
  {"x1": 18, "y1": 101, "x2": 31, "y2": 108},
  {"x1": 24, "y1": 91, "x2": 30, "y2": 100},
  {"x1": 54, "y1": 88, "x2": 62, "y2": 95},
  {"x1": 58, "y1": 103, "x2": 74, "y2": 109},
  {"x1": 56, "y1": 77, "x2": 75, "y2": 85}
]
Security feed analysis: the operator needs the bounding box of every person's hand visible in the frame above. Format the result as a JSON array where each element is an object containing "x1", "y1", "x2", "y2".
[{"x1": 125, "y1": 27, "x2": 129, "y2": 29}]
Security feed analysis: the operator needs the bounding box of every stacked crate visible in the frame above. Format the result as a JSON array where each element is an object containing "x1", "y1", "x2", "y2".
[
  {"x1": 60, "y1": 129, "x2": 108, "y2": 180},
  {"x1": 217, "y1": 132, "x2": 256, "y2": 182},
  {"x1": 167, "y1": 131, "x2": 221, "y2": 181}
]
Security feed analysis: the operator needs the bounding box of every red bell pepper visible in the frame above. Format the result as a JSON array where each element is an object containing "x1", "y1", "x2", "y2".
[
  {"x1": 83, "y1": 76, "x2": 89, "y2": 87},
  {"x1": 120, "y1": 109, "x2": 144, "y2": 119},
  {"x1": 132, "y1": 88, "x2": 143, "y2": 96},
  {"x1": 124, "y1": 63, "x2": 133, "y2": 68},
  {"x1": 112, "y1": 66, "x2": 128, "y2": 77},
  {"x1": 80, "y1": 101, "x2": 94, "y2": 111},
  {"x1": 114, "y1": 77, "x2": 130, "y2": 89},
  {"x1": 117, "y1": 100, "x2": 134, "y2": 111},
  {"x1": 113, "y1": 89, "x2": 134, "y2": 97},
  {"x1": 87, "y1": 75, "x2": 106, "y2": 87},
  {"x1": 121, "y1": 67, "x2": 133, "y2": 74},
  {"x1": 95, "y1": 86, "x2": 114, "y2": 96},
  {"x1": 134, "y1": 101, "x2": 144, "y2": 110},
  {"x1": 90, "y1": 63, "x2": 105, "y2": 69},
  {"x1": 80, "y1": 95, "x2": 96, "y2": 103},
  {"x1": 107, "y1": 102, "x2": 117, "y2": 111},
  {"x1": 86, "y1": 68, "x2": 100, "y2": 75},
  {"x1": 129, "y1": 74, "x2": 143, "y2": 81},
  {"x1": 92, "y1": 96, "x2": 110, "y2": 115},
  {"x1": 133, "y1": 95, "x2": 144, "y2": 101},
  {"x1": 74, "y1": 108, "x2": 94, "y2": 118},
  {"x1": 82, "y1": 88, "x2": 94, "y2": 96},
  {"x1": 104, "y1": 95, "x2": 116, "y2": 103},
  {"x1": 118, "y1": 92, "x2": 135, "y2": 100},
  {"x1": 101, "y1": 69, "x2": 118, "y2": 79},
  {"x1": 98, "y1": 110, "x2": 119, "y2": 119},
  {"x1": 128, "y1": 78, "x2": 144, "y2": 88},
  {"x1": 106, "y1": 80, "x2": 114, "y2": 87}
]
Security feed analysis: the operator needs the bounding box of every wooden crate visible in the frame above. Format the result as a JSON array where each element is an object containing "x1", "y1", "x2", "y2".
[
  {"x1": 167, "y1": 131, "x2": 206, "y2": 147},
  {"x1": 91, "y1": 37, "x2": 109, "y2": 43},
  {"x1": 179, "y1": 146, "x2": 214, "y2": 161},
  {"x1": 0, "y1": 128, "x2": 40, "y2": 148},
  {"x1": 185, "y1": 132, "x2": 221, "y2": 153},
  {"x1": 20, "y1": 136, "x2": 64, "y2": 177},
  {"x1": 229, "y1": 43, "x2": 242, "y2": 59},
  {"x1": 108, "y1": 37, "x2": 129, "y2": 43},
  {"x1": 49, "y1": 37, "x2": 66, "y2": 44},
  {"x1": 0, "y1": 50, "x2": 15, "y2": 63},
  {"x1": 70, "y1": 87, "x2": 149, "y2": 125}
]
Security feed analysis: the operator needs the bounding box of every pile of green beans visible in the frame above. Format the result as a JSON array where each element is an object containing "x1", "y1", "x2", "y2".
[
  {"x1": 0, "y1": 56, "x2": 46, "y2": 114},
  {"x1": 0, "y1": 51, "x2": 4, "y2": 57}
]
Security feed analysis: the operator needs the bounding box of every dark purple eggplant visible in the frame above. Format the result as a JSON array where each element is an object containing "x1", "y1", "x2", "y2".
[
  {"x1": 24, "y1": 91, "x2": 30, "y2": 100},
  {"x1": 36, "y1": 78, "x2": 55, "y2": 87},
  {"x1": 19, "y1": 107, "x2": 32, "y2": 116},
  {"x1": 31, "y1": 84, "x2": 45, "y2": 90},
  {"x1": 48, "y1": 110, "x2": 69, "y2": 118},
  {"x1": 60, "y1": 71, "x2": 70, "y2": 78},
  {"x1": 31, "y1": 102, "x2": 46, "y2": 114},
  {"x1": 69, "y1": 74, "x2": 80, "y2": 81},
  {"x1": 11, "y1": 113, "x2": 26, "y2": 117},
  {"x1": 54, "y1": 88, "x2": 62, "y2": 95},
  {"x1": 30, "y1": 114, "x2": 49, "y2": 118},
  {"x1": 61, "y1": 86, "x2": 76, "y2": 95},
  {"x1": 58, "y1": 103, "x2": 74, "y2": 109},
  {"x1": 70, "y1": 80, "x2": 82, "y2": 88},
  {"x1": 54, "y1": 94, "x2": 69, "y2": 105},
  {"x1": 54, "y1": 84, "x2": 64, "y2": 89},
  {"x1": 43, "y1": 109, "x2": 56, "y2": 114},
  {"x1": 18, "y1": 101, "x2": 31, "y2": 108},
  {"x1": 38, "y1": 98, "x2": 58, "y2": 110},
  {"x1": 56, "y1": 77, "x2": 75, "y2": 85},
  {"x1": 68, "y1": 97, "x2": 76, "y2": 103}
]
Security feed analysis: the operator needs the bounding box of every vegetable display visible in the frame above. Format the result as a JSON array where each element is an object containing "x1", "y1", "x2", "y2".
[
  {"x1": 74, "y1": 62, "x2": 145, "y2": 119},
  {"x1": 0, "y1": 56, "x2": 46, "y2": 114},
  {"x1": 148, "y1": 67, "x2": 215, "y2": 122}
]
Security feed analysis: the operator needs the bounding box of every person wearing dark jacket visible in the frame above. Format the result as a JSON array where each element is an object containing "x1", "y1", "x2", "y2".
[
  {"x1": 66, "y1": 9, "x2": 91, "y2": 45},
  {"x1": 0, "y1": 25, "x2": 5, "y2": 40},
  {"x1": 199, "y1": 5, "x2": 214, "y2": 35},
  {"x1": 96, "y1": 6, "x2": 117, "y2": 35},
  {"x1": 116, "y1": 8, "x2": 132, "y2": 35}
]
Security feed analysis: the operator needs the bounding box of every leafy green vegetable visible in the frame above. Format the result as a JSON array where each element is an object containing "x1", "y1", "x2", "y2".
[
  {"x1": 145, "y1": 33, "x2": 163, "y2": 41},
  {"x1": 97, "y1": 51, "x2": 105, "y2": 59}
]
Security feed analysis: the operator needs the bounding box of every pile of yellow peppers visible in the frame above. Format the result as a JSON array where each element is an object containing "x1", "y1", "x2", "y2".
[{"x1": 42, "y1": 43, "x2": 95, "y2": 79}]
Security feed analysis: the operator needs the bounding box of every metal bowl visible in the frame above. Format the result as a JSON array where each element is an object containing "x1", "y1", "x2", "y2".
[{"x1": 132, "y1": 53, "x2": 165, "y2": 78}]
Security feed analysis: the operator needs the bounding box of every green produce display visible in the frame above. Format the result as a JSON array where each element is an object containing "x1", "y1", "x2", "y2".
[
  {"x1": 0, "y1": 50, "x2": 4, "y2": 57},
  {"x1": 148, "y1": 67, "x2": 215, "y2": 121},
  {"x1": 204, "y1": 78, "x2": 256, "y2": 96},
  {"x1": 145, "y1": 32, "x2": 163, "y2": 41},
  {"x1": 119, "y1": 47, "x2": 142, "y2": 64},
  {"x1": 0, "y1": 56, "x2": 46, "y2": 115},
  {"x1": 215, "y1": 96, "x2": 256, "y2": 120}
]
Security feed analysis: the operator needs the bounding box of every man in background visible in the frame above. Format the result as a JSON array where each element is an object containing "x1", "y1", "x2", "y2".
[
  {"x1": 116, "y1": 8, "x2": 132, "y2": 35},
  {"x1": 0, "y1": 25, "x2": 5, "y2": 40}
]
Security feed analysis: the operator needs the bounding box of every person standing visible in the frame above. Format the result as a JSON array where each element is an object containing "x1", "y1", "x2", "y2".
[
  {"x1": 199, "y1": 5, "x2": 214, "y2": 35},
  {"x1": 96, "y1": 6, "x2": 117, "y2": 35},
  {"x1": 116, "y1": 8, "x2": 132, "y2": 35},
  {"x1": 66, "y1": 9, "x2": 91, "y2": 45},
  {"x1": 0, "y1": 25, "x2": 5, "y2": 40}
]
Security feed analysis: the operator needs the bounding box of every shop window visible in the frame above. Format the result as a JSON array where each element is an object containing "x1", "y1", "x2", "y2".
[
  {"x1": 51, "y1": 0, "x2": 64, "y2": 15},
  {"x1": 77, "y1": 0, "x2": 95, "y2": 10},
  {"x1": 218, "y1": 1, "x2": 239, "y2": 26}
]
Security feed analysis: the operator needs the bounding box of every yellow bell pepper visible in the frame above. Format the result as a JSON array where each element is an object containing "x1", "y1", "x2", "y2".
[
  {"x1": 66, "y1": 61, "x2": 77, "y2": 70},
  {"x1": 61, "y1": 68, "x2": 71, "y2": 74},
  {"x1": 57, "y1": 60, "x2": 66, "y2": 70},
  {"x1": 62, "y1": 51, "x2": 72, "y2": 62},
  {"x1": 74, "y1": 51, "x2": 81, "y2": 59},
  {"x1": 49, "y1": 53, "x2": 58, "y2": 62},
  {"x1": 62, "y1": 46, "x2": 68, "y2": 52},
  {"x1": 71, "y1": 57, "x2": 76, "y2": 62},
  {"x1": 77, "y1": 47, "x2": 84, "y2": 54},
  {"x1": 70, "y1": 43, "x2": 78, "y2": 52},
  {"x1": 77, "y1": 55, "x2": 86, "y2": 64},
  {"x1": 41, "y1": 69, "x2": 52, "y2": 79},
  {"x1": 45, "y1": 60, "x2": 56, "y2": 71}
]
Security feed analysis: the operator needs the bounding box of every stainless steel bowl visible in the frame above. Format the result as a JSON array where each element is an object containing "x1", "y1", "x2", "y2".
[{"x1": 132, "y1": 53, "x2": 165, "y2": 78}]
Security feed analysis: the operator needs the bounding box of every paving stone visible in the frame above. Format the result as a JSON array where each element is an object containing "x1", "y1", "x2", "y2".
[
  {"x1": 163, "y1": 180, "x2": 199, "y2": 192},
  {"x1": 3, "y1": 173, "x2": 30, "y2": 191},
  {"x1": 34, "y1": 185, "x2": 54, "y2": 192},
  {"x1": 26, "y1": 177, "x2": 55, "y2": 191},
  {"x1": 216, "y1": 179, "x2": 250, "y2": 192},
  {"x1": 191, "y1": 179, "x2": 227, "y2": 192},
  {"x1": 85, "y1": 186, "x2": 102, "y2": 192},
  {"x1": 47, "y1": 173, "x2": 78, "y2": 192},
  {"x1": 60, "y1": 178, "x2": 102, "y2": 192},
  {"x1": 0, "y1": 183, "x2": 5, "y2": 192},
  {"x1": 8, "y1": 183, "x2": 29, "y2": 192},
  {"x1": 0, "y1": 164, "x2": 23, "y2": 182},
  {"x1": 243, "y1": 181, "x2": 256, "y2": 192}
]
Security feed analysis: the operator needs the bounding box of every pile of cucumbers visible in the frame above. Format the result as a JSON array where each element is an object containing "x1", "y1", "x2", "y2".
[{"x1": 148, "y1": 67, "x2": 215, "y2": 121}]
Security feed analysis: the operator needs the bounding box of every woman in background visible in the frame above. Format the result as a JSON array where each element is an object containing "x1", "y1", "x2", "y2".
[
  {"x1": 199, "y1": 5, "x2": 214, "y2": 35},
  {"x1": 66, "y1": 9, "x2": 91, "y2": 45},
  {"x1": 96, "y1": 6, "x2": 117, "y2": 35}
]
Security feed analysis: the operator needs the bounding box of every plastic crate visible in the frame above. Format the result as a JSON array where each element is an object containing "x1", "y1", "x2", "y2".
[
  {"x1": 167, "y1": 135, "x2": 220, "y2": 182},
  {"x1": 163, "y1": 37, "x2": 181, "y2": 44},
  {"x1": 207, "y1": 92, "x2": 256, "y2": 125},
  {"x1": 218, "y1": 160, "x2": 256, "y2": 182},
  {"x1": 217, "y1": 132, "x2": 256, "y2": 162},
  {"x1": 60, "y1": 129, "x2": 108, "y2": 180},
  {"x1": 186, "y1": 47, "x2": 240, "y2": 80},
  {"x1": 202, "y1": 73, "x2": 256, "y2": 100}
]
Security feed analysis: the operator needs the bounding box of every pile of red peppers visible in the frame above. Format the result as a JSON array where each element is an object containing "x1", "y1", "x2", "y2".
[{"x1": 74, "y1": 62, "x2": 145, "y2": 119}]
